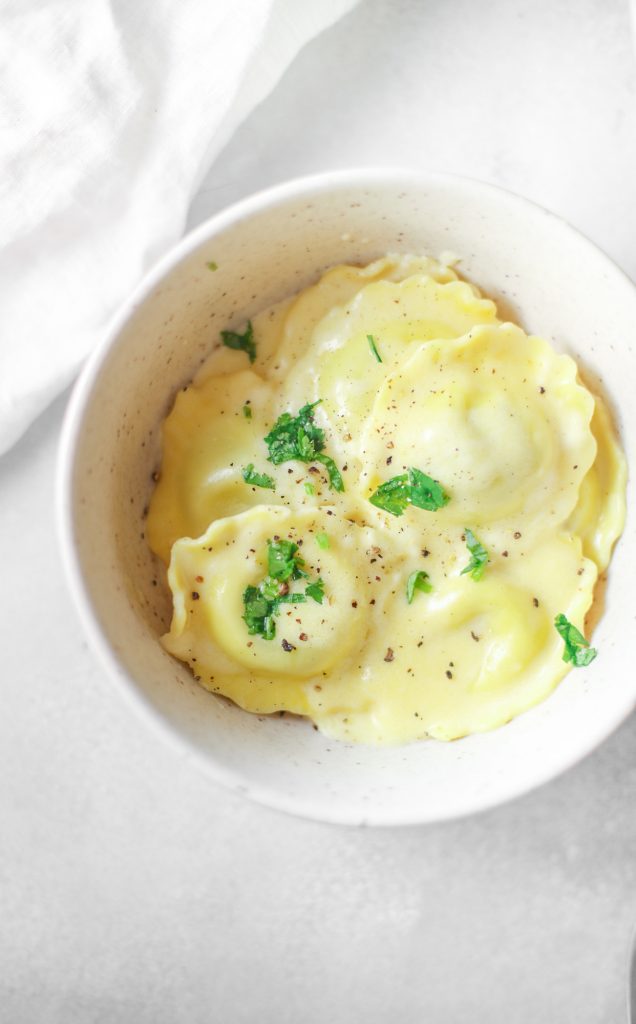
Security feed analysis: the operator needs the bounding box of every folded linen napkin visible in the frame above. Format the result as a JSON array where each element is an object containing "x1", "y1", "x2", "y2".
[{"x1": 0, "y1": 0, "x2": 358, "y2": 455}]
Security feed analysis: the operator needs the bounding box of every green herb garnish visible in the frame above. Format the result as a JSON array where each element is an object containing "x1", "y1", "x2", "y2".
[
  {"x1": 221, "y1": 320, "x2": 256, "y2": 363},
  {"x1": 242, "y1": 464, "x2": 275, "y2": 490},
  {"x1": 408, "y1": 468, "x2": 450, "y2": 511},
  {"x1": 242, "y1": 585, "x2": 277, "y2": 640},
  {"x1": 554, "y1": 613, "x2": 598, "y2": 667},
  {"x1": 263, "y1": 401, "x2": 344, "y2": 492},
  {"x1": 243, "y1": 404, "x2": 252, "y2": 419},
  {"x1": 267, "y1": 538, "x2": 306, "y2": 580},
  {"x1": 304, "y1": 482, "x2": 315, "y2": 496},
  {"x1": 316, "y1": 454, "x2": 344, "y2": 492},
  {"x1": 305, "y1": 578, "x2": 325, "y2": 604},
  {"x1": 316, "y1": 533, "x2": 329, "y2": 550},
  {"x1": 264, "y1": 401, "x2": 321, "y2": 463},
  {"x1": 369, "y1": 473, "x2": 410, "y2": 516},
  {"x1": 460, "y1": 528, "x2": 489, "y2": 580},
  {"x1": 369, "y1": 468, "x2": 449, "y2": 517},
  {"x1": 206, "y1": 260, "x2": 218, "y2": 272},
  {"x1": 242, "y1": 539, "x2": 325, "y2": 639},
  {"x1": 276, "y1": 592, "x2": 307, "y2": 606},
  {"x1": 406, "y1": 570, "x2": 432, "y2": 603},
  {"x1": 367, "y1": 334, "x2": 382, "y2": 363}
]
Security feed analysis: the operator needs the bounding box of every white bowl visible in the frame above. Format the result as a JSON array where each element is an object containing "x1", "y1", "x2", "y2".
[{"x1": 58, "y1": 168, "x2": 635, "y2": 826}]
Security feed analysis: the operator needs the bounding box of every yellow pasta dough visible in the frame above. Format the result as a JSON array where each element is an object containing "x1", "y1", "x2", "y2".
[{"x1": 147, "y1": 254, "x2": 625, "y2": 744}]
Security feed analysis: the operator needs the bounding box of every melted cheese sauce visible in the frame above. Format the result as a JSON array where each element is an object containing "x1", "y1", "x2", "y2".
[{"x1": 147, "y1": 255, "x2": 626, "y2": 744}]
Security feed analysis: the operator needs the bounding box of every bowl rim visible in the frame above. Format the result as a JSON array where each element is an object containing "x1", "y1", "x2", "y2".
[{"x1": 57, "y1": 166, "x2": 636, "y2": 827}]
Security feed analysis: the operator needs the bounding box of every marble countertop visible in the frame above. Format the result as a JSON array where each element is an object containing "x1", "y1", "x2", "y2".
[{"x1": 3, "y1": 1, "x2": 636, "y2": 1020}]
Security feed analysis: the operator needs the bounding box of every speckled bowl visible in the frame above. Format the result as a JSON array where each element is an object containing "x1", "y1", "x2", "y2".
[{"x1": 58, "y1": 168, "x2": 635, "y2": 826}]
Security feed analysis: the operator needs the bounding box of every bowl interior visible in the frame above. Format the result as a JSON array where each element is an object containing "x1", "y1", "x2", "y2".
[{"x1": 60, "y1": 171, "x2": 636, "y2": 825}]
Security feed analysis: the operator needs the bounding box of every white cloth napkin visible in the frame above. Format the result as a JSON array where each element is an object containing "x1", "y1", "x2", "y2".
[{"x1": 0, "y1": 0, "x2": 358, "y2": 455}]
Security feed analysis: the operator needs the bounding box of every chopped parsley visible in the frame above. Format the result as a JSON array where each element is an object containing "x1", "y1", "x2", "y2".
[
  {"x1": 221, "y1": 320, "x2": 256, "y2": 363},
  {"x1": 305, "y1": 578, "x2": 325, "y2": 604},
  {"x1": 369, "y1": 468, "x2": 450, "y2": 517},
  {"x1": 242, "y1": 464, "x2": 275, "y2": 490},
  {"x1": 242, "y1": 585, "x2": 277, "y2": 641},
  {"x1": 242, "y1": 538, "x2": 325, "y2": 640},
  {"x1": 369, "y1": 473, "x2": 410, "y2": 516},
  {"x1": 316, "y1": 532, "x2": 330, "y2": 550},
  {"x1": 554, "y1": 613, "x2": 598, "y2": 667},
  {"x1": 460, "y1": 528, "x2": 489, "y2": 580},
  {"x1": 268, "y1": 537, "x2": 306, "y2": 580},
  {"x1": 263, "y1": 401, "x2": 344, "y2": 492},
  {"x1": 406, "y1": 570, "x2": 432, "y2": 603},
  {"x1": 206, "y1": 260, "x2": 218, "y2": 271},
  {"x1": 242, "y1": 404, "x2": 252, "y2": 420},
  {"x1": 304, "y1": 481, "x2": 315, "y2": 496},
  {"x1": 264, "y1": 401, "x2": 322, "y2": 463},
  {"x1": 315, "y1": 453, "x2": 344, "y2": 492},
  {"x1": 409, "y1": 468, "x2": 450, "y2": 511},
  {"x1": 367, "y1": 334, "x2": 382, "y2": 363}
]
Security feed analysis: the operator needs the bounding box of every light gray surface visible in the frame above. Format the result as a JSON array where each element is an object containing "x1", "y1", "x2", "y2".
[{"x1": 3, "y1": 0, "x2": 636, "y2": 1020}]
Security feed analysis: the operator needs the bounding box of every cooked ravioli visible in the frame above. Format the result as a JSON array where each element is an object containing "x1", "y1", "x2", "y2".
[
  {"x1": 278, "y1": 274, "x2": 499, "y2": 463},
  {"x1": 360, "y1": 323, "x2": 597, "y2": 537},
  {"x1": 163, "y1": 506, "x2": 405, "y2": 716},
  {"x1": 148, "y1": 254, "x2": 626, "y2": 745}
]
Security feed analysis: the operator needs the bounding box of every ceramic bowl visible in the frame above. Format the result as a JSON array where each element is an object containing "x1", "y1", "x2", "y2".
[{"x1": 58, "y1": 168, "x2": 635, "y2": 826}]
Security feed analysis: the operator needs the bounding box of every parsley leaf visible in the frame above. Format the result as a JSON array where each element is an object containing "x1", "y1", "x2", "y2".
[
  {"x1": 276, "y1": 592, "x2": 307, "y2": 606},
  {"x1": 264, "y1": 401, "x2": 322, "y2": 463},
  {"x1": 315, "y1": 453, "x2": 344, "y2": 492},
  {"x1": 267, "y1": 538, "x2": 306, "y2": 581},
  {"x1": 260, "y1": 575, "x2": 282, "y2": 601},
  {"x1": 369, "y1": 473, "x2": 410, "y2": 516},
  {"x1": 406, "y1": 570, "x2": 432, "y2": 603},
  {"x1": 221, "y1": 321, "x2": 256, "y2": 363},
  {"x1": 263, "y1": 401, "x2": 344, "y2": 492},
  {"x1": 367, "y1": 334, "x2": 382, "y2": 363},
  {"x1": 408, "y1": 468, "x2": 450, "y2": 511},
  {"x1": 304, "y1": 482, "x2": 315, "y2": 496},
  {"x1": 460, "y1": 528, "x2": 489, "y2": 580},
  {"x1": 305, "y1": 578, "x2": 325, "y2": 604},
  {"x1": 554, "y1": 613, "x2": 598, "y2": 666},
  {"x1": 243, "y1": 404, "x2": 252, "y2": 420},
  {"x1": 369, "y1": 468, "x2": 449, "y2": 517},
  {"x1": 315, "y1": 533, "x2": 329, "y2": 550},
  {"x1": 242, "y1": 540, "x2": 326, "y2": 639},
  {"x1": 242, "y1": 464, "x2": 275, "y2": 490},
  {"x1": 242, "y1": 585, "x2": 276, "y2": 640}
]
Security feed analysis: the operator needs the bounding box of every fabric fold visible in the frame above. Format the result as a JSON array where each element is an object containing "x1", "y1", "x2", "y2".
[{"x1": 0, "y1": 0, "x2": 358, "y2": 454}]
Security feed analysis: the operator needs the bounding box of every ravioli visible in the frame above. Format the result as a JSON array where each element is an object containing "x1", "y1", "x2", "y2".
[
  {"x1": 147, "y1": 255, "x2": 626, "y2": 745},
  {"x1": 360, "y1": 323, "x2": 597, "y2": 537}
]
